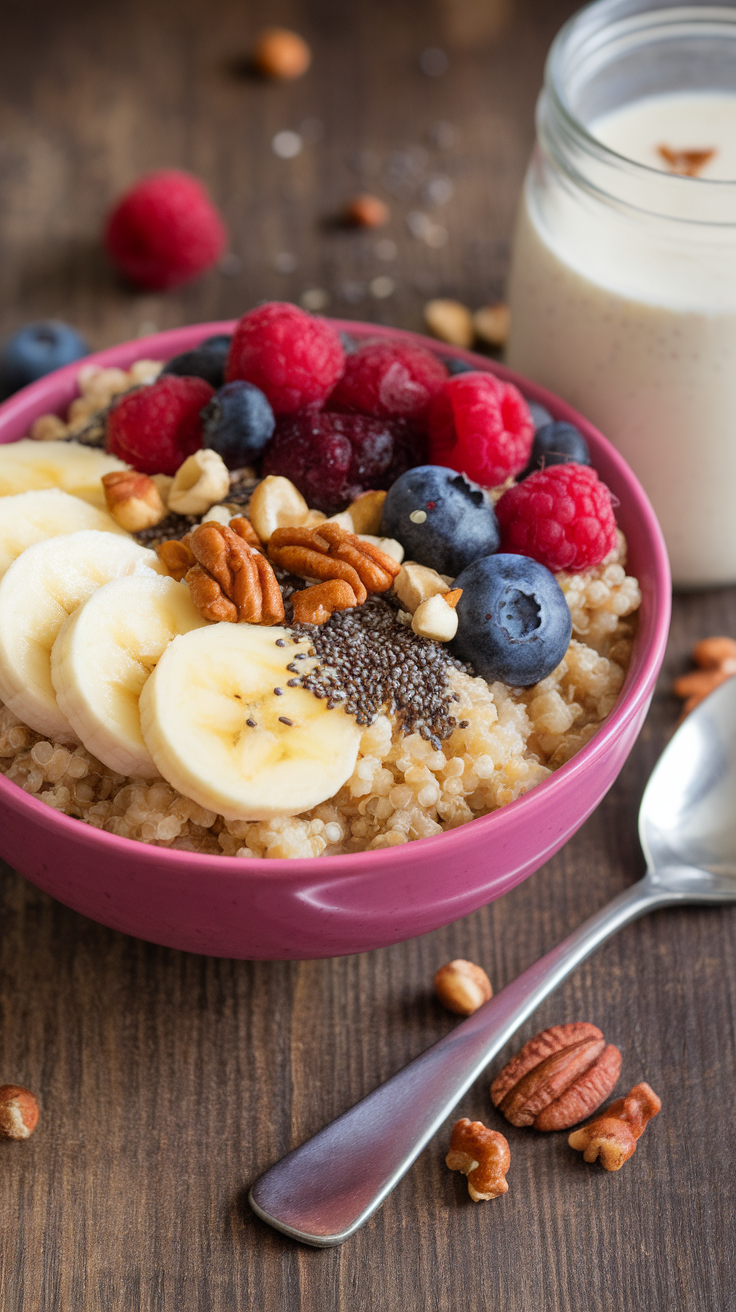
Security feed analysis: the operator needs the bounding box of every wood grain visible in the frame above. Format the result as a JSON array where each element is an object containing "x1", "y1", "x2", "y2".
[{"x1": 0, "y1": 1, "x2": 734, "y2": 1308}]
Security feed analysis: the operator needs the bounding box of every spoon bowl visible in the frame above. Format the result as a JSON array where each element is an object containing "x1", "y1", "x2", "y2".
[{"x1": 250, "y1": 678, "x2": 736, "y2": 1246}]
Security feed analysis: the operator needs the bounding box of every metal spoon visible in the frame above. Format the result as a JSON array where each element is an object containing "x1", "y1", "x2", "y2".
[{"x1": 249, "y1": 677, "x2": 736, "y2": 1247}]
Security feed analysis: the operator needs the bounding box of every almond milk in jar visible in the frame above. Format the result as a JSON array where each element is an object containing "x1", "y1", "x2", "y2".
[{"x1": 506, "y1": 0, "x2": 736, "y2": 587}]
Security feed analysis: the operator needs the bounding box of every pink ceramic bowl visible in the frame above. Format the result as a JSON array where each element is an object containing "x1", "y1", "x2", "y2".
[{"x1": 0, "y1": 321, "x2": 671, "y2": 959}]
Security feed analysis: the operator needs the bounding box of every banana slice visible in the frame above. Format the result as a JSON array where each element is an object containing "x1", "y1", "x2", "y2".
[
  {"x1": 0, "y1": 488, "x2": 130, "y2": 580},
  {"x1": 139, "y1": 624, "x2": 363, "y2": 820},
  {"x1": 0, "y1": 439, "x2": 129, "y2": 509},
  {"x1": 0, "y1": 530, "x2": 161, "y2": 741},
  {"x1": 51, "y1": 572, "x2": 208, "y2": 777}
]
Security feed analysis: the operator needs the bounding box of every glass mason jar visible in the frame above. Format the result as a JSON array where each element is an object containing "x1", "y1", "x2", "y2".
[{"x1": 506, "y1": 0, "x2": 736, "y2": 588}]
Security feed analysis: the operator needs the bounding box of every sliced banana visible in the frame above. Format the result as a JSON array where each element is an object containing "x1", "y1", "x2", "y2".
[
  {"x1": 139, "y1": 624, "x2": 362, "y2": 821},
  {"x1": 51, "y1": 572, "x2": 209, "y2": 777},
  {"x1": 0, "y1": 488, "x2": 129, "y2": 580},
  {"x1": 0, "y1": 439, "x2": 129, "y2": 509},
  {"x1": 0, "y1": 530, "x2": 161, "y2": 741}
]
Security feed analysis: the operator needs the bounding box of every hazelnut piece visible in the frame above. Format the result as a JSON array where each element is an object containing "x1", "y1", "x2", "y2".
[
  {"x1": 473, "y1": 303, "x2": 510, "y2": 349},
  {"x1": 253, "y1": 27, "x2": 312, "y2": 80},
  {"x1": 0, "y1": 1085, "x2": 39, "y2": 1140},
  {"x1": 248, "y1": 475, "x2": 311, "y2": 543},
  {"x1": 411, "y1": 592, "x2": 459, "y2": 642},
  {"x1": 168, "y1": 450, "x2": 231, "y2": 516},
  {"x1": 434, "y1": 959, "x2": 492, "y2": 1015},
  {"x1": 344, "y1": 195, "x2": 390, "y2": 228}
]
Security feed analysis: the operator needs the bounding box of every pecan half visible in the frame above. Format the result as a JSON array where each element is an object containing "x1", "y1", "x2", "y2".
[
  {"x1": 491, "y1": 1023, "x2": 621, "y2": 1131},
  {"x1": 291, "y1": 579, "x2": 358, "y2": 625},
  {"x1": 568, "y1": 1082, "x2": 661, "y2": 1170},
  {"x1": 156, "y1": 534, "x2": 196, "y2": 581},
  {"x1": 446, "y1": 1118, "x2": 510, "y2": 1201},
  {"x1": 268, "y1": 524, "x2": 400, "y2": 606},
  {"x1": 185, "y1": 522, "x2": 285, "y2": 624}
]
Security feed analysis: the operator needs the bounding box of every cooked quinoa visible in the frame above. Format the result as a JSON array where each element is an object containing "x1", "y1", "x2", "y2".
[{"x1": 0, "y1": 532, "x2": 640, "y2": 859}]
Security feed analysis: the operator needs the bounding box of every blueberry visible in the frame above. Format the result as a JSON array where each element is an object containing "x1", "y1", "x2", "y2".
[
  {"x1": 162, "y1": 334, "x2": 232, "y2": 390},
  {"x1": 527, "y1": 400, "x2": 553, "y2": 430},
  {"x1": 201, "y1": 380, "x2": 275, "y2": 468},
  {"x1": 381, "y1": 464, "x2": 499, "y2": 577},
  {"x1": 444, "y1": 357, "x2": 476, "y2": 375},
  {"x1": 451, "y1": 554, "x2": 572, "y2": 686},
  {"x1": 0, "y1": 321, "x2": 89, "y2": 399},
  {"x1": 519, "y1": 421, "x2": 591, "y2": 480}
]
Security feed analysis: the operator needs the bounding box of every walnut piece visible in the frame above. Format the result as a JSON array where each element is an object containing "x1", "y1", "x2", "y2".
[
  {"x1": 568, "y1": 1082, "x2": 661, "y2": 1170},
  {"x1": 446, "y1": 1118, "x2": 510, "y2": 1201},
  {"x1": 434, "y1": 959, "x2": 492, "y2": 1015},
  {"x1": 101, "y1": 470, "x2": 167, "y2": 532},
  {"x1": 185, "y1": 522, "x2": 284, "y2": 624},
  {"x1": 491, "y1": 1022, "x2": 622, "y2": 1132},
  {"x1": 268, "y1": 524, "x2": 400, "y2": 605}
]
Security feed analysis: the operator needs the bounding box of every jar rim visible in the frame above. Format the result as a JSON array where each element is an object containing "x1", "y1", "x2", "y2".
[{"x1": 545, "y1": 0, "x2": 736, "y2": 196}]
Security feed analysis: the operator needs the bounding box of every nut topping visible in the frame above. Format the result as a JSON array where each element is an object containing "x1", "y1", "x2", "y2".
[
  {"x1": 248, "y1": 475, "x2": 313, "y2": 543},
  {"x1": 268, "y1": 524, "x2": 400, "y2": 605},
  {"x1": 0, "y1": 1084, "x2": 39, "y2": 1140},
  {"x1": 446, "y1": 1118, "x2": 510, "y2": 1201},
  {"x1": 568, "y1": 1081, "x2": 661, "y2": 1170},
  {"x1": 491, "y1": 1022, "x2": 621, "y2": 1131},
  {"x1": 292, "y1": 579, "x2": 359, "y2": 626},
  {"x1": 434, "y1": 959, "x2": 492, "y2": 1015},
  {"x1": 168, "y1": 449, "x2": 231, "y2": 516},
  {"x1": 101, "y1": 469, "x2": 167, "y2": 532},
  {"x1": 184, "y1": 522, "x2": 285, "y2": 625}
]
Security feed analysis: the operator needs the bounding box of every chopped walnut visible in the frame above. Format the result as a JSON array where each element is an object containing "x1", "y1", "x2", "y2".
[{"x1": 446, "y1": 1118, "x2": 510, "y2": 1201}]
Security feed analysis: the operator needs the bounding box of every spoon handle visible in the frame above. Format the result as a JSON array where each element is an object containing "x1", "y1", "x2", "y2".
[{"x1": 249, "y1": 876, "x2": 672, "y2": 1247}]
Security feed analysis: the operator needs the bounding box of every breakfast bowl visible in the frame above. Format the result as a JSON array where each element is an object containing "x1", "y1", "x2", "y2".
[{"x1": 0, "y1": 320, "x2": 670, "y2": 959}]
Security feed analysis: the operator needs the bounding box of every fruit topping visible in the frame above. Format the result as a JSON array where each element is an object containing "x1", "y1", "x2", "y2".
[
  {"x1": 0, "y1": 321, "x2": 89, "y2": 400},
  {"x1": 0, "y1": 439, "x2": 128, "y2": 509},
  {"x1": 261, "y1": 412, "x2": 395, "y2": 514},
  {"x1": 0, "y1": 488, "x2": 129, "y2": 580},
  {"x1": 327, "y1": 339, "x2": 447, "y2": 428},
  {"x1": 380, "y1": 464, "x2": 500, "y2": 577},
  {"x1": 451, "y1": 554, "x2": 573, "y2": 686},
  {"x1": 104, "y1": 170, "x2": 228, "y2": 291},
  {"x1": 527, "y1": 400, "x2": 553, "y2": 430},
  {"x1": 495, "y1": 463, "x2": 617, "y2": 573},
  {"x1": 428, "y1": 371, "x2": 534, "y2": 486},
  {"x1": 225, "y1": 302, "x2": 345, "y2": 416},
  {"x1": 138, "y1": 624, "x2": 362, "y2": 821},
  {"x1": 201, "y1": 380, "x2": 275, "y2": 468},
  {"x1": 520, "y1": 420, "x2": 591, "y2": 480},
  {"x1": 161, "y1": 335, "x2": 232, "y2": 390},
  {"x1": 106, "y1": 375, "x2": 214, "y2": 476}
]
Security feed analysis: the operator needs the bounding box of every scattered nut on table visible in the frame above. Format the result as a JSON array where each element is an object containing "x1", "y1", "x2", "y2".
[
  {"x1": 568, "y1": 1081, "x2": 661, "y2": 1170},
  {"x1": 0, "y1": 1085, "x2": 39, "y2": 1140},
  {"x1": 490, "y1": 1022, "x2": 622, "y2": 1131},
  {"x1": 344, "y1": 194, "x2": 390, "y2": 227},
  {"x1": 473, "y1": 303, "x2": 510, "y2": 349},
  {"x1": 446, "y1": 1118, "x2": 510, "y2": 1200},
  {"x1": 673, "y1": 635, "x2": 736, "y2": 718},
  {"x1": 424, "y1": 298, "x2": 475, "y2": 349},
  {"x1": 252, "y1": 27, "x2": 312, "y2": 80},
  {"x1": 434, "y1": 959, "x2": 492, "y2": 1015}
]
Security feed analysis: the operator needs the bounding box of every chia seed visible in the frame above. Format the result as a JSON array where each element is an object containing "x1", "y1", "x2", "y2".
[{"x1": 289, "y1": 594, "x2": 470, "y2": 745}]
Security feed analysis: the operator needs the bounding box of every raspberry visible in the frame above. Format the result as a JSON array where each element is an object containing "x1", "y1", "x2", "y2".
[
  {"x1": 226, "y1": 303, "x2": 345, "y2": 416},
  {"x1": 104, "y1": 171, "x2": 228, "y2": 291},
  {"x1": 427, "y1": 372, "x2": 534, "y2": 486},
  {"x1": 106, "y1": 375, "x2": 214, "y2": 476},
  {"x1": 495, "y1": 463, "x2": 617, "y2": 573},
  {"x1": 261, "y1": 413, "x2": 395, "y2": 513},
  {"x1": 327, "y1": 339, "x2": 447, "y2": 427}
]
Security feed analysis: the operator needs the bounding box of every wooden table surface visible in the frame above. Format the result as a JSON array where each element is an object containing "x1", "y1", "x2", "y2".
[{"x1": 1, "y1": 2, "x2": 734, "y2": 1308}]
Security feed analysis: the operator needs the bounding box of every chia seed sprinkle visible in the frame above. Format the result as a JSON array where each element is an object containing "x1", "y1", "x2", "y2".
[
  {"x1": 289, "y1": 594, "x2": 469, "y2": 746},
  {"x1": 278, "y1": 717, "x2": 294, "y2": 726}
]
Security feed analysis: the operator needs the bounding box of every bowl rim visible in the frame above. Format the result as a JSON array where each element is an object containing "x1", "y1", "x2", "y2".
[{"x1": 0, "y1": 318, "x2": 672, "y2": 879}]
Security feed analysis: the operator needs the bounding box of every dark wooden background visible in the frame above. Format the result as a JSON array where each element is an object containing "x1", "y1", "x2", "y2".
[{"x1": 0, "y1": 2, "x2": 734, "y2": 1309}]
